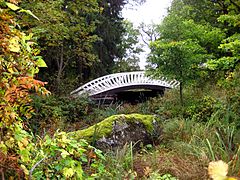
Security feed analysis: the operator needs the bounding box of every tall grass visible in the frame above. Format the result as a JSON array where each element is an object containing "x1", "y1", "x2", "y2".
[
  {"x1": 101, "y1": 142, "x2": 136, "y2": 179},
  {"x1": 161, "y1": 116, "x2": 240, "y2": 176}
]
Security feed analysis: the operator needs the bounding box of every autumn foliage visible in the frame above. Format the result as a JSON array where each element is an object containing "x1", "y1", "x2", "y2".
[{"x1": 0, "y1": 0, "x2": 49, "y2": 178}]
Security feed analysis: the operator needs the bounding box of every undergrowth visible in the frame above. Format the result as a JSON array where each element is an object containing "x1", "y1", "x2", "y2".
[{"x1": 28, "y1": 81, "x2": 240, "y2": 179}]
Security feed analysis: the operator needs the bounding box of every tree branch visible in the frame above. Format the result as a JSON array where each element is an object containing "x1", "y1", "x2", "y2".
[{"x1": 29, "y1": 157, "x2": 46, "y2": 180}]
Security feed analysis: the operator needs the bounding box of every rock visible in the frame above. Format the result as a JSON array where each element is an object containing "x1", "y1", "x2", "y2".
[{"x1": 69, "y1": 114, "x2": 162, "y2": 151}]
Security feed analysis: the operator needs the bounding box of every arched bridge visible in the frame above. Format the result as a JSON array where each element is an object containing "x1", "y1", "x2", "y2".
[{"x1": 71, "y1": 71, "x2": 179, "y2": 102}]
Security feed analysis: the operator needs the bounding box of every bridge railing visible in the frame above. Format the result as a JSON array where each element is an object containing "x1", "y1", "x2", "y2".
[{"x1": 71, "y1": 71, "x2": 179, "y2": 96}]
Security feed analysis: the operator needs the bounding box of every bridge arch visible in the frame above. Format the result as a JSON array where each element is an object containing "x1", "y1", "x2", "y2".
[{"x1": 70, "y1": 71, "x2": 179, "y2": 99}]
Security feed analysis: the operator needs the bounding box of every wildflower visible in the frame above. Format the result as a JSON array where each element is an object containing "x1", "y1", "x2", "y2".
[
  {"x1": 208, "y1": 160, "x2": 228, "y2": 180},
  {"x1": 208, "y1": 160, "x2": 239, "y2": 180}
]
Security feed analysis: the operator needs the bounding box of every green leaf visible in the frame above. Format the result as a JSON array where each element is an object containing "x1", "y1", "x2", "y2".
[
  {"x1": 20, "y1": 149, "x2": 31, "y2": 162},
  {"x1": 94, "y1": 149, "x2": 105, "y2": 160},
  {"x1": 19, "y1": 9, "x2": 39, "y2": 20},
  {"x1": 36, "y1": 59, "x2": 47, "y2": 67},
  {"x1": 75, "y1": 164, "x2": 83, "y2": 179},
  {"x1": 54, "y1": 164, "x2": 62, "y2": 171},
  {"x1": 80, "y1": 155, "x2": 88, "y2": 163},
  {"x1": 6, "y1": 2, "x2": 20, "y2": 11}
]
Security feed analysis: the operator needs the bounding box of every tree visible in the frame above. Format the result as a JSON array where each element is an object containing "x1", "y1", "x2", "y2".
[
  {"x1": 148, "y1": 40, "x2": 207, "y2": 104},
  {"x1": 20, "y1": 0, "x2": 100, "y2": 93},
  {"x1": 173, "y1": 0, "x2": 240, "y2": 80},
  {"x1": 113, "y1": 20, "x2": 143, "y2": 73},
  {"x1": 207, "y1": 14, "x2": 240, "y2": 71},
  {"x1": 147, "y1": 8, "x2": 225, "y2": 104},
  {"x1": 206, "y1": 0, "x2": 240, "y2": 72},
  {"x1": 139, "y1": 22, "x2": 160, "y2": 46},
  {"x1": 90, "y1": 0, "x2": 146, "y2": 76},
  {"x1": 20, "y1": 0, "x2": 146, "y2": 94},
  {"x1": 90, "y1": 0, "x2": 125, "y2": 77}
]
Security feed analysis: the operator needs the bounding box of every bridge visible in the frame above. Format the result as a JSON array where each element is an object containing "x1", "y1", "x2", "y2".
[{"x1": 71, "y1": 71, "x2": 179, "y2": 103}]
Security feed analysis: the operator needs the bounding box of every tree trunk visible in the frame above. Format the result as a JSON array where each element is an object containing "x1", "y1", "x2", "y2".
[
  {"x1": 56, "y1": 46, "x2": 69, "y2": 94},
  {"x1": 56, "y1": 46, "x2": 64, "y2": 87},
  {"x1": 179, "y1": 82, "x2": 183, "y2": 106}
]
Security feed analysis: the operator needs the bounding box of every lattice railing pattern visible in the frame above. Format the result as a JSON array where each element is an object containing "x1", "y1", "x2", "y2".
[{"x1": 70, "y1": 71, "x2": 179, "y2": 96}]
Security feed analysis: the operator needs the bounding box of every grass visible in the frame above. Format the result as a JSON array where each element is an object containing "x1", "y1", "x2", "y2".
[
  {"x1": 133, "y1": 147, "x2": 208, "y2": 179},
  {"x1": 101, "y1": 142, "x2": 136, "y2": 179}
]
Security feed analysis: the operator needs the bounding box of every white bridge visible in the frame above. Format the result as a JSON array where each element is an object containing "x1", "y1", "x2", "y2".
[{"x1": 71, "y1": 71, "x2": 179, "y2": 98}]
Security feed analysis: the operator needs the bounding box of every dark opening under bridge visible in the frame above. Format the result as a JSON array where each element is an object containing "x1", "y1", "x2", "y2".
[{"x1": 70, "y1": 71, "x2": 179, "y2": 103}]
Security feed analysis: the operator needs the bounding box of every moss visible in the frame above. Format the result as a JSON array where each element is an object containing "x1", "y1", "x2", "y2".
[{"x1": 69, "y1": 114, "x2": 157, "y2": 142}]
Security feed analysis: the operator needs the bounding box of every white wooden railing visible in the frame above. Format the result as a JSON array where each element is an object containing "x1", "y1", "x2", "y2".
[{"x1": 70, "y1": 71, "x2": 179, "y2": 96}]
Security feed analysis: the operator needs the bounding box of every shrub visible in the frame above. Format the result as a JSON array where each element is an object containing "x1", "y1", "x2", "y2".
[
  {"x1": 30, "y1": 95, "x2": 94, "y2": 134},
  {"x1": 185, "y1": 96, "x2": 221, "y2": 122},
  {"x1": 0, "y1": 1, "x2": 49, "y2": 178},
  {"x1": 1, "y1": 125, "x2": 107, "y2": 179},
  {"x1": 32, "y1": 95, "x2": 93, "y2": 121}
]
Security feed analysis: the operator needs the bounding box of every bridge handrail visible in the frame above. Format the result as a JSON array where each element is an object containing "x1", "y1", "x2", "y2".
[{"x1": 71, "y1": 71, "x2": 179, "y2": 96}]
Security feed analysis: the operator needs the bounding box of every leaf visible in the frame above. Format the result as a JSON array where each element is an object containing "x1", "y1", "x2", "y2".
[
  {"x1": 8, "y1": 68, "x2": 14, "y2": 73},
  {"x1": 63, "y1": 167, "x2": 74, "y2": 178},
  {"x1": 9, "y1": 37, "x2": 20, "y2": 53},
  {"x1": 20, "y1": 149, "x2": 31, "y2": 162},
  {"x1": 18, "y1": 142, "x2": 24, "y2": 150},
  {"x1": 36, "y1": 59, "x2": 47, "y2": 67},
  {"x1": 61, "y1": 149, "x2": 70, "y2": 158},
  {"x1": 0, "y1": 142, "x2": 8, "y2": 155},
  {"x1": 6, "y1": 2, "x2": 20, "y2": 11},
  {"x1": 20, "y1": 164, "x2": 29, "y2": 175},
  {"x1": 22, "y1": 138, "x2": 29, "y2": 147},
  {"x1": 19, "y1": 9, "x2": 39, "y2": 20},
  {"x1": 94, "y1": 149, "x2": 105, "y2": 160},
  {"x1": 80, "y1": 155, "x2": 88, "y2": 163}
]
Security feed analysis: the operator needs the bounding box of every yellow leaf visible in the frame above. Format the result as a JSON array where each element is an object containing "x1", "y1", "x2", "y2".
[
  {"x1": 9, "y1": 37, "x2": 20, "y2": 53},
  {"x1": 20, "y1": 164, "x2": 29, "y2": 175},
  {"x1": 19, "y1": 9, "x2": 39, "y2": 20},
  {"x1": 6, "y1": 2, "x2": 20, "y2": 11},
  {"x1": 0, "y1": 142, "x2": 8, "y2": 155},
  {"x1": 63, "y1": 167, "x2": 74, "y2": 178},
  {"x1": 61, "y1": 150, "x2": 70, "y2": 158},
  {"x1": 227, "y1": 177, "x2": 238, "y2": 180},
  {"x1": 8, "y1": 68, "x2": 14, "y2": 73},
  {"x1": 22, "y1": 138, "x2": 29, "y2": 147},
  {"x1": 5, "y1": 137, "x2": 15, "y2": 148},
  {"x1": 18, "y1": 142, "x2": 24, "y2": 150}
]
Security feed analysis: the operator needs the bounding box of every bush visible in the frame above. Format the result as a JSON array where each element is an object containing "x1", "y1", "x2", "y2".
[
  {"x1": 30, "y1": 95, "x2": 94, "y2": 134},
  {"x1": 185, "y1": 96, "x2": 221, "y2": 122},
  {"x1": 5, "y1": 126, "x2": 108, "y2": 179}
]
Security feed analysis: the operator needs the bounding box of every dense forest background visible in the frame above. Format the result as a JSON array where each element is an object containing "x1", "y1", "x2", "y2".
[
  {"x1": 19, "y1": 0, "x2": 145, "y2": 94},
  {"x1": 1, "y1": 0, "x2": 240, "y2": 179},
  {"x1": 18, "y1": 0, "x2": 240, "y2": 97}
]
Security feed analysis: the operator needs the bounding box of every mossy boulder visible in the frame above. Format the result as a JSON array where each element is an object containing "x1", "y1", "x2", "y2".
[{"x1": 69, "y1": 114, "x2": 162, "y2": 150}]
